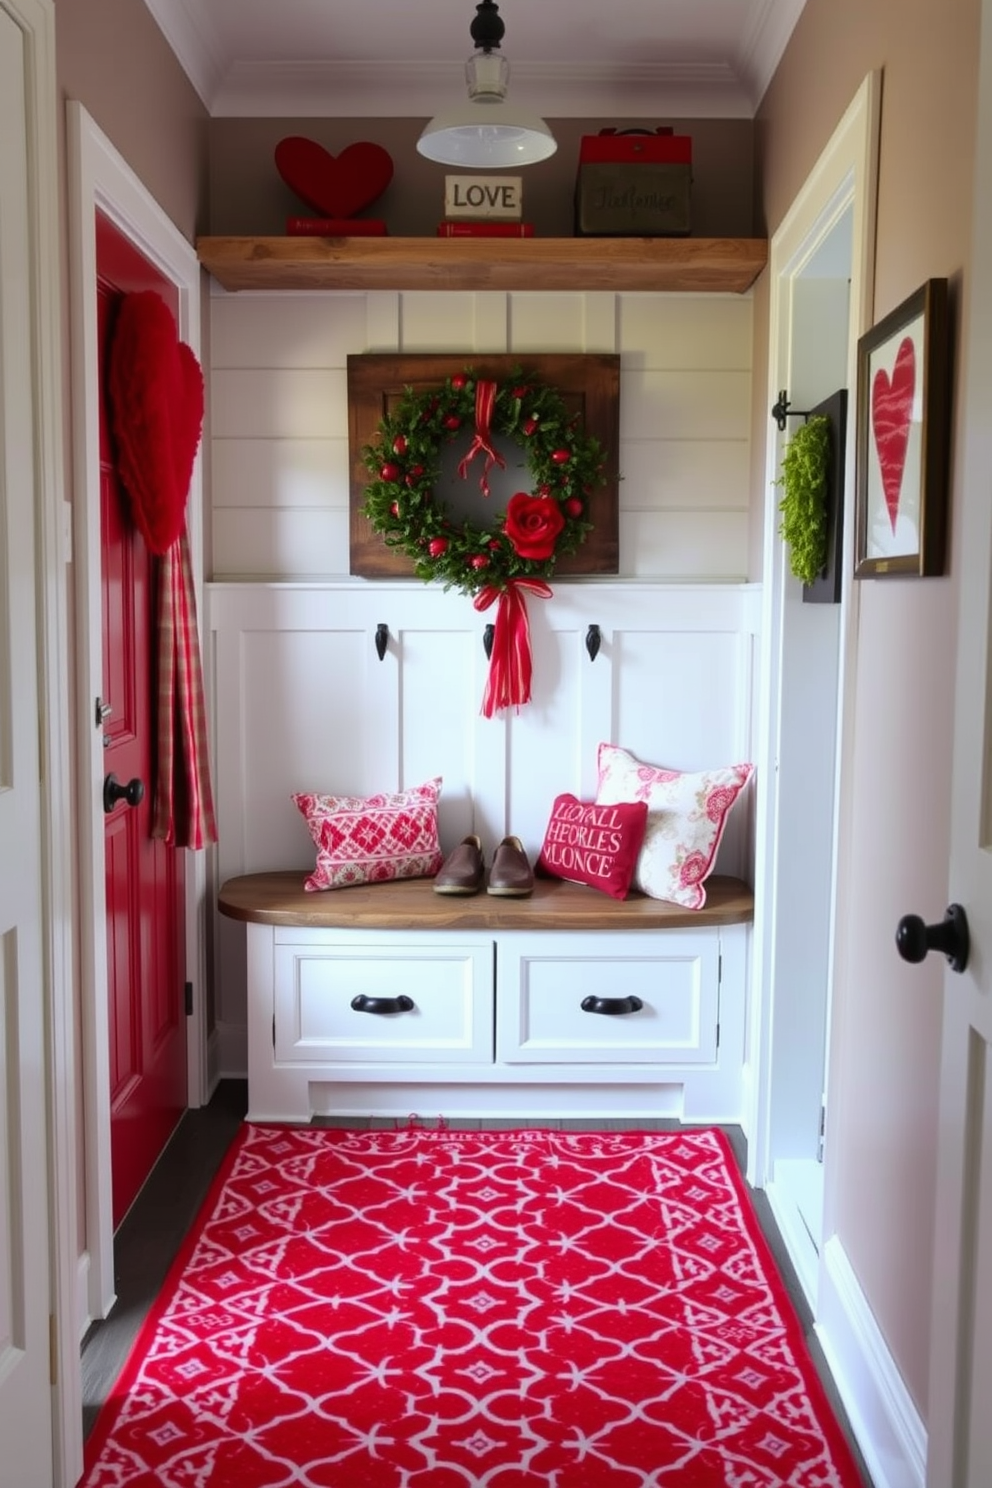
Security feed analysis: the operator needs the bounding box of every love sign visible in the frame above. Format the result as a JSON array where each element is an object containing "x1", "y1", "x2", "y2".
[{"x1": 444, "y1": 174, "x2": 523, "y2": 219}]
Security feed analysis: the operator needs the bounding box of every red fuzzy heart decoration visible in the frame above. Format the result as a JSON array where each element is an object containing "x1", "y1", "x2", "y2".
[
  {"x1": 108, "y1": 292, "x2": 204, "y2": 556},
  {"x1": 275, "y1": 136, "x2": 394, "y2": 218}
]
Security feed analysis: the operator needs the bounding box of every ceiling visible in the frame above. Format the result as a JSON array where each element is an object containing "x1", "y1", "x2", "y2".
[{"x1": 142, "y1": 0, "x2": 808, "y2": 120}]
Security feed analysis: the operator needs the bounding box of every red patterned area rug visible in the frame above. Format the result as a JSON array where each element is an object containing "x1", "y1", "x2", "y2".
[{"x1": 82, "y1": 1125, "x2": 865, "y2": 1487}]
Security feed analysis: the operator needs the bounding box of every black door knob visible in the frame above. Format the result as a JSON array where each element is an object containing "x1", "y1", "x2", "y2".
[
  {"x1": 103, "y1": 773, "x2": 145, "y2": 814},
  {"x1": 896, "y1": 903, "x2": 970, "y2": 974}
]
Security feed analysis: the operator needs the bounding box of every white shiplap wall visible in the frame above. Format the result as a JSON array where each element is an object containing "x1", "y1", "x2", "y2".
[{"x1": 208, "y1": 288, "x2": 753, "y2": 581}]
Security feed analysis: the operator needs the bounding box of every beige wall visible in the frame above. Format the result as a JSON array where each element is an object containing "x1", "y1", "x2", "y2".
[
  {"x1": 756, "y1": 0, "x2": 980, "y2": 1417},
  {"x1": 55, "y1": 0, "x2": 208, "y2": 241}
]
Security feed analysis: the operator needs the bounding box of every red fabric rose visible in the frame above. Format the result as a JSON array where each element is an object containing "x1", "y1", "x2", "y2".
[{"x1": 504, "y1": 492, "x2": 565, "y2": 561}]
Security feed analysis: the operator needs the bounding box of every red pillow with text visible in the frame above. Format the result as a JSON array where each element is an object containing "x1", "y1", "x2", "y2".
[
  {"x1": 595, "y1": 743, "x2": 753, "y2": 909},
  {"x1": 537, "y1": 793, "x2": 649, "y2": 900},
  {"x1": 292, "y1": 778, "x2": 444, "y2": 891}
]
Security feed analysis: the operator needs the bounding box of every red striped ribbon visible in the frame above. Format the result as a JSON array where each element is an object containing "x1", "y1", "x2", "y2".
[
  {"x1": 152, "y1": 527, "x2": 218, "y2": 848},
  {"x1": 473, "y1": 577, "x2": 553, "y2": 717},
  {"x1": 457, "y1": 380, "x2": 506, "y2": 495}
]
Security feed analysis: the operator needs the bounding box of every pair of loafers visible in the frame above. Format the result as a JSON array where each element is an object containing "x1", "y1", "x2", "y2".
[{"x1": 433, "y1": 834, "x2": 534, "y2": 897}]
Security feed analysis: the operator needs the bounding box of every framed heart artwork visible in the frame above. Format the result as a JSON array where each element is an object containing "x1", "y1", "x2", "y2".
[{"x1": 854, "y1": 277, "x2": 950, "y2": 577}]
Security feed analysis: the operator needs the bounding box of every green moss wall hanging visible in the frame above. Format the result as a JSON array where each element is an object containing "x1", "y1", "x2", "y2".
[{"x1": 776, "y1": 389, "x2": 848, "y2": 604}]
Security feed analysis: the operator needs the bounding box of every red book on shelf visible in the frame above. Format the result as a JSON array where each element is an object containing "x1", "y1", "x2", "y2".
[
  {"x1": 437, "y1": 221, "x2": 535, "y2": 238},
  {"x1": 286, "y1": 218, "x2": 388, "y2": 236}
]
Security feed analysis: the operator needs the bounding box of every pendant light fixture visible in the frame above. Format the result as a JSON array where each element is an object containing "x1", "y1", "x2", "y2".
[{"x1": 417, "y1": 0, "x2": 557, "y2": 169}]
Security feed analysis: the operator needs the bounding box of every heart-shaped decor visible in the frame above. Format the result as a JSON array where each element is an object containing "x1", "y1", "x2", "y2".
[
  {"x1": 108, "y1": 291, "x2": 204, "y2": 555},
  {"x1": 275, "y1": 137, "x2": 394, "y2": 219},
  {"x1": 871, "y1": 335, "x2": 916, "y2": 535}
]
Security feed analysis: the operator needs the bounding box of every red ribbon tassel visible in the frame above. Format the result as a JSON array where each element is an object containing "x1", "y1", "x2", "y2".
[
  {"x1": 473, "y1": 578, "x2": 553, "y2": 717},
  {"x1": 457, "y1": 380, "x2": 506, "y2": 495}
]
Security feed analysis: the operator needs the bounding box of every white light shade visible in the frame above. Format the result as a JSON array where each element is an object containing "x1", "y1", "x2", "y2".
[{"x1": 417, "y1": 102, "x2": 557, "y2": 168}]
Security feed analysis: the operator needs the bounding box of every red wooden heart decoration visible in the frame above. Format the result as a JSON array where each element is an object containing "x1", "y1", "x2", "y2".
[
  {"x1": 108, "y1": 291, "x2": 204, "y2": 556},
  {"x1": 871, "y1": 336, "x2": 916, "y2": 535},
  {"x1": 275, "y1": 136, "x2": 394, "y2": 219}
]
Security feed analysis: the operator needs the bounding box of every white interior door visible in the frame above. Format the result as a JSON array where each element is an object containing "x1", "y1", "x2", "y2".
[
  {"x1": 0, "y1": 5, "x2": 54, "y2": 1480},
  {"x1": 925, "y1": 1, "x2": 992, "y2": 1480}
]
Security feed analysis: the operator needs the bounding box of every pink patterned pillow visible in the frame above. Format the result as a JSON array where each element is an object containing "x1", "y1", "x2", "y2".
[
  {"x1": 595, "y1": 743, "x2": 753, "y2": 909},
  {"x1": 292, "y1": 778, "x2": 444, "y2": 892}
]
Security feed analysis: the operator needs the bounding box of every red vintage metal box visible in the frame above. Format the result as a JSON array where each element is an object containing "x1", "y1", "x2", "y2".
[{"x1": 575, "y1": 127, "x2": 692, "y2": 237}]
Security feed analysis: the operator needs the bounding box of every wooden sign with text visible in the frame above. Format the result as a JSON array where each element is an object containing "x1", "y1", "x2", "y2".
[{"x1": 444, "y1": 174, "x2": 522, "y2": 219}]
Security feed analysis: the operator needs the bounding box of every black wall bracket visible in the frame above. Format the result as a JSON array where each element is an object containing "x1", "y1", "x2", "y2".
[{"x1": 771, "y1": 389, "x2": 814, "y2": 432}]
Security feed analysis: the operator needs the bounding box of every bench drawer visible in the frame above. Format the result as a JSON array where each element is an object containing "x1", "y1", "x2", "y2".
[
  {"x1": 495, "y1": 930, "x2": 719, "y2": 1065},
  {"x1": 273, "y1": 938, "x2": 494, "y2": 1063}
]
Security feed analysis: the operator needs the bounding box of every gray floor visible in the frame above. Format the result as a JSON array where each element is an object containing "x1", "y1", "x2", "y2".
[{"x1": 81, "y1": 1083, "x2": 874, "y2": 1485}]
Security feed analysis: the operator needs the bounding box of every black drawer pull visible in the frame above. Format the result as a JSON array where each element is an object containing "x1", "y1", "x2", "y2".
[
  {"x1": 581, "y1": 994, "x2": 643, "y2": 1016},
  {"x1": 350, "y1": 993, "x2": 414, "y2": 1015}
]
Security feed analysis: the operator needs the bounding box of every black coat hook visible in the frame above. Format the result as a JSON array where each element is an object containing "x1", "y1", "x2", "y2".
[
  {"x1": 483, "y1": 624, "x2": 495, "y2": 660},
  {"x1": 585, "y1": 624, "x2": 601, "y2": 662},
  {"x1": 374, "y1": 623, "x2": 389, "y2": 661},
  {"x1": 771, "y1": 389, "x2": 813, "y2": 432}
]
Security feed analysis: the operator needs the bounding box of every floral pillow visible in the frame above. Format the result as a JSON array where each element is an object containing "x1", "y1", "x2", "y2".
[
  {"x1": 595, "y1": 743, "x2": 753, "y2": 909},
  {"x1": 537, "y1": 794, "x2": 649, "y2": 900},
  {"x1": 292, "y1": 778, "x2": 444, "y2": 892}
]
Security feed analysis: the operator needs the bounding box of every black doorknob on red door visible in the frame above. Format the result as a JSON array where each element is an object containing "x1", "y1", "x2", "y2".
[
  {"x1": 895, "y1": 903, "x2": 970, "y2": 973},
  {"x1": 103, "y1": 773, "x2": 145, "y2": 814}
]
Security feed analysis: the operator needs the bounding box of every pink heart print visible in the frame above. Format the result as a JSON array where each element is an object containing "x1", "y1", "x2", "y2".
[{"x1": 871, "y1": 335, "x2": 916, "y2": 534}]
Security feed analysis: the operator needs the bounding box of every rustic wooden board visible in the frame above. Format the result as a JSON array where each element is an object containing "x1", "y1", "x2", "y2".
[
  {"x1": 347, "y1": 352, "x2": 621, "y2": 579},
  {"x1": 218, "y1": 871, "x2": 754, "y2": 931}
]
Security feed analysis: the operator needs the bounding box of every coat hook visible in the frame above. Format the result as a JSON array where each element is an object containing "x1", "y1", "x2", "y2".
[
  {"x1": 483, "y1": 624, "x2": 495, "y2": 660},
  {"x1": 585, "y1": 624, "x2": 602, "y2": 662},
  {"x1": 374, "y1": 623, "x2": 389, "y2": 661},
  {"x1": 771, "y1": 389, "x2": 813, "y2": 432}
]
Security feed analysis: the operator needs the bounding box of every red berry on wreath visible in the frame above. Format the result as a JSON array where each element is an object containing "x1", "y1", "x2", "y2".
[
  {"x1": 390, "y1": 501, "x2": 400, "y2": 517},
  {"x1": 451, "y1": 374, "x2": 467, "y2": 390},
  {"x1": 488, "y1": 539, "x2": 502, "y2": 550},
  {"x1": 564, "y1": 497, "x2": 583, "y2": 518},
  {"x1": 408, "y1": 463, "x2": 424, "y2": 478},
  {"x1": 538, "y1": 483, "x2": 551, "y2": 497},
  {"x1": 444, "y1": 415, "x2": 461, "y2": 430},
  {"x1": 392, "y1": 435, "x2": 408, "y2": 456},
  {"x1": 551, "y1": 448, "x2": 571, "y2": 464},
  {"x1": 380, "y1": 461, "x2": 401, "y2": 481},
  {"x1": 522, "y1": 417, "x2": 539, "y2": 436},
  {"x1": 428, "y1": 537, "x2": 449, "y2": 558},
  {"x1": 511, "y1": 385, "x2": 529, "y2": 398},
  {"x1": 470, "y1": 554, "x2": 490, "y2": 570}
]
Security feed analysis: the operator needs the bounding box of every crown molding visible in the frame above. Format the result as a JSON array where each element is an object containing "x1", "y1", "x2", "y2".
[
  {"x1": 210, "y1": 59, "x2": 753, "y2": 119},
  {"x1": 141, "y1": 0, "x2": 225, "y2": 108},
  {"x1": 736, "y1": 0, "x2": 808, "y2": 110}
]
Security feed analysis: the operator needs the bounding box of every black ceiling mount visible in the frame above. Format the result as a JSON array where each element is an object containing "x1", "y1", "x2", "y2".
[
  {"x1": 470, "y1": 0, "x2": 505, "y2": 51},
  {"x1": 771, "y1": 389, "x2": 813, "y2": 432}
]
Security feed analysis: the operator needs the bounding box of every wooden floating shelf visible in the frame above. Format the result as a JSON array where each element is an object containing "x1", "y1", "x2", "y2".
[{"x1": 195, "y1": 235, "x2": 768, "y2": 294}]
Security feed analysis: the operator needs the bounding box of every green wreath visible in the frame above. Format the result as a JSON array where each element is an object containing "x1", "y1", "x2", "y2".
[{"x1": 361, "y1": 371, "x2": 605, "y2": 596}]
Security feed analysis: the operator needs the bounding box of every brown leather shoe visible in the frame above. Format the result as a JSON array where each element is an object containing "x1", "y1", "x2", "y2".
[
  {"x1": 487, "y1": 835, "x2": 534, "y2": 897},
  {"x1": 433, "y1": 835, "x2": 485, "y2": 895}
]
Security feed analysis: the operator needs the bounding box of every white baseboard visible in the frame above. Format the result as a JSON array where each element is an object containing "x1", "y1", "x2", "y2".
[
  {"x1": 817, "y1": 1235, "x2": 927, "y2": 1488},
  {"x1": 766, "y1": 1169, "x2": 821, "y2": 1312},
  {"x1": 77, "y1": 1250, "x2": 91, "y2": 1341}
]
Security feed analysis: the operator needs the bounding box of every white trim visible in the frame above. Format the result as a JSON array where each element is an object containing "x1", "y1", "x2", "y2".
[
  {"x1": 818, "y1": 1235, "x2": 927, "y2": 1488},
  {"x1": 748, "y1": 71, "x2": 880, "y2": 1191},
  {"x1": 210, "y1": 58, "x2": 753, "y2": 119},
  {"x1": 736, "y1": 0, "x2": 809, "y2": 111},
  {"x1": 66, "y1": 101, "x2": 208, "y2": 1327}
]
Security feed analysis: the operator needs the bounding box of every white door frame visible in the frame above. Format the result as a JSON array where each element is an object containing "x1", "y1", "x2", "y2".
[
  {"x1": 66, "y1": 101, "x2": 208, "y2": 1326},
  {"x1": 749, "y1": 73, "x2": 880, "y2": 1257},
  {"x1": 4, "y1": 0, "x2": 82, "y2": 1482}
]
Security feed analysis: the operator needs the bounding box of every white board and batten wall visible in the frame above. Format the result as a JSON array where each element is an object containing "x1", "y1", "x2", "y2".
[{"x1": 206, "y1": 285, "x2": 762, "y2": 1104}]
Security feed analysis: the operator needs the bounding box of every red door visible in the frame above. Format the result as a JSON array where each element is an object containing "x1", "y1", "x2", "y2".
[{"x1": 97, "y1": 211, "x2": 187, "y2": 1227}]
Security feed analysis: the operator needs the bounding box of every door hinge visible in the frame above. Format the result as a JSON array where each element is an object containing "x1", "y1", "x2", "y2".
[
  {"x1": 49, "y1": 1314, "x2": 58, "y2": 1386},
  {"x1": 817, "y1": 1101, "x2": 827, "y2": 1163},
  {"x1": 718, "y1": 951, "x2": 723, "y2": 984},
  {"x1": 184, "y1": 980, "x2": 194, "y2": 1016},
  {"x1": 272, "y1": 1014, "x2": 276, "y2": 1050}
]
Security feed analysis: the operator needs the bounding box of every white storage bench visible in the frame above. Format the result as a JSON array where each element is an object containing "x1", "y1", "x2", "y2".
[{"x1": 219, "y1": 872, "x2": 754, "y2": 1124}]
